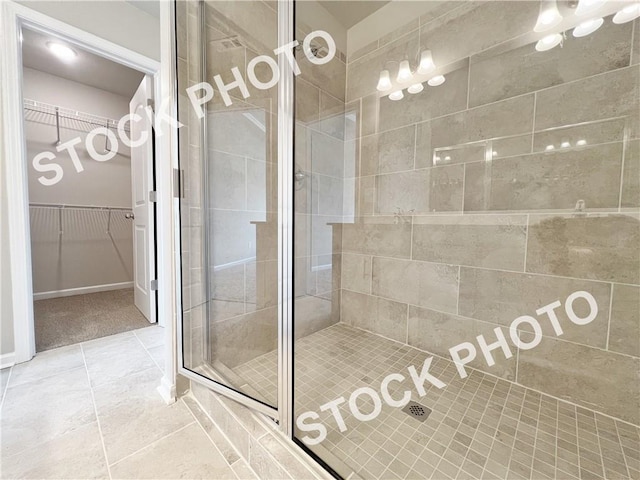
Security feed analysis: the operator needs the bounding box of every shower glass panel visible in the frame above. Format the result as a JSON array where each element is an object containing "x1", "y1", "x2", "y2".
[
  {"x1": 176, "y1": 0, "x2": 280, "y2": 409},
  {"x1": 291, "y1": 1, "x2": 640, "y2": 479}
]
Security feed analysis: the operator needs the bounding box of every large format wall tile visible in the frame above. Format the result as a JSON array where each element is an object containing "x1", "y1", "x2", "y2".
[
  {"x1": 372, "y1": 257, "x2": 458, "y2": 313},
  {"x1": 517, "y1": 337, "x2": 640, "y2": 425},
  {"x1": 361, "y1": 124, "x2": 416, "y2": 176},
  {"x1": 526, "y1": 213, "x2": 640, "y2": 284},
  {"x1": 532, "y1": 117, "x2": 626, "y2": 153},
  {"x1": 458, "y1": 268, "x2": 611, "y2": 349},
  {"x1": 377, "y1": 65, "x2": 469, "y2": 133},
  {"x1": 420, "y1": 1, "x2": 539, "y2": 68},
  {"x1": 469, "y1": 19, "x2": 632, "y2": 107},
  {"x1": 429, "y1": 94, "x2": 534, "y2": 150},
  {"x1": 535, "y1": 66, "x2": 639, "y2": 131},
  {"x1": 342, "y1": 218, "x2": 412, "y2": 258},
  {"x1": 622, "y1": 139, "x2": 640, "y2": 208},
  {"x1": 607, "y1": 284, "x2": 640, "y2": 357},
  {"x1": 341, "y1": 290, "x2": 407, "y2": 343},
  {"x1": 376, "y1": 166, "x2": 464, "y2": 215},
  {"x1": 407, "y1": 306, "x2": 517, "y2": 380},
  {"x1": 341, "y1": 253, "x2": 372, "y2": 294},
  {"x1": 464, "y1": 143, "x2": 624, "y2": 212},
  {"x1": 412, "y1": 215, "x2": 527, "y2": 271}
]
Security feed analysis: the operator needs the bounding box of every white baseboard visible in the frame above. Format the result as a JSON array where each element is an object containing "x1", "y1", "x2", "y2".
[
  {"x1": 157, "y1": 375, "x2": 176, "y2": 405},
  {"x1": 0, "y1": 352, "x2": 16, "y2": 369},
  {"x1": 33, "y1": 281, "x2": 134, "y2": 301}
]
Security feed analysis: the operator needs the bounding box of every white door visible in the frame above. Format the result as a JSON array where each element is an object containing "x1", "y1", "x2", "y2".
[{"x1": 130, "y1": 76, "x2": 155, "y2": 322}]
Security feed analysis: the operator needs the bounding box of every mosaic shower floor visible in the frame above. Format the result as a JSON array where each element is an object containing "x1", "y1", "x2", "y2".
[{"x1": 234, "y1": 324, "x2": 640, "y2": 480}]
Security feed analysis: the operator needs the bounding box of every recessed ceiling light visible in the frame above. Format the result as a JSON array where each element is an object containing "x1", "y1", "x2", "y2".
[{"x1": 46, "y1": 41, "x2": 77, "y2": 62}]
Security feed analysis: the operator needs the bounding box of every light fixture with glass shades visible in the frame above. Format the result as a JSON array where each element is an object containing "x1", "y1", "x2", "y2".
[
  {"x1": 407, "y1": 83, "x2": 424, "y2": 94},
  {"x1": 535, "y1": 33, "x2": 564, "y2": 51},
  {"x1": 427, "y1": 75, "x2": 446, "y2": 87},
  {"x1": 396, "y1": 59, "x2": 413, "y2": 83},
  {"x1": 613, "y1": 2, "x2": 640, "y2": 23},
  {"x1": 534, "y1": 0, "x2": 563, "y2": 32},
  {"x1": 376, "y1": 69, "x2": 392, "y2": 92},
  {"x1": 389, "y1": 90, "x2": 404, "y2": 101},
  {"x1": 573, "y1": 17, "x2": 604, "y2": 36},
  {"x1": 575, "y1": 0, "x2": 607, "y2": 16},
  {"x1": 416, "y1": 49, "x2": 436, "y2": 75},
  {"x1": 46, "y1": 41, "x2": 77, "y2": 62},
  {"x1": 376, "y1": 47, "x2": 446, "y2": 100}
]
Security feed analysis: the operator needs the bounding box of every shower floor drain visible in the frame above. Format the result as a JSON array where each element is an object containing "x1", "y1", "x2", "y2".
[{"x1": 401, "y1": 401, "x2": 432, "y2": 422}]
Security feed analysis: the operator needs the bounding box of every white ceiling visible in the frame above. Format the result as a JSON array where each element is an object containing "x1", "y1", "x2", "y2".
[
  {"x1": 21, "y1": 28, "x2": 145, "y2": 99},
  {"x1": 318, "y1": 1, "x2": 392, "y2": 29}
]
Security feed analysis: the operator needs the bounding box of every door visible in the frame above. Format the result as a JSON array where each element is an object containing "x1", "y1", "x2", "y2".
[{"x1": 130, "y1": 76, "x2": 155, "y2": 322}]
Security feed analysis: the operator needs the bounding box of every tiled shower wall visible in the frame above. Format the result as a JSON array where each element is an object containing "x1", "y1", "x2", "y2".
[{"x1": 339, "y1": 1, "x2": 640, "y2": 425}]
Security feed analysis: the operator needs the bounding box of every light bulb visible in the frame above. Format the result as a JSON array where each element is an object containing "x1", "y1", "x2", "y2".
[
  {"x1": 575, "y1": 0, "x2": 607, "y2": 16},
  {"x1": 389, "y1": 90, "x2": 404, "y2": 101},
  {"x1": 545, "y1": 144, "x2": 555, "y2": 151},
  {"x1": 573, "y1": 17, "x2": 603, "y2": 37},
  {"x1": 561, "y1": 141, "x2": 571, "y2": 148},
  {"x1": 407, "y1": 83, "x2": 424, "y2": 94},
  {"x1": 427, "y1": 75, "x2": 446, "y2": 86},
  {"x1": 46, "y1": 42, "x2": 77, "y2": 61},
  {"x1": 376, "y1": 70, "x2": 392, "y2": 92},
  {"x1": 576, "y1": 139, "x2": 587, "y2": 146},
  {"x1": 417, "y1": 50, "x2": 436, "y2": 75},
  {"x1": 397, "y1": 60, "x2": 413, "y2": 83},
  {"x1": 534, "y1": 0, "x2": 563, "y2": 32},
  {"x1": 613, "y1": 3, "x2": 640, "y2": 23},
  {"x1": 535, "y1": 33, "x2": 563, "y2": 52}
]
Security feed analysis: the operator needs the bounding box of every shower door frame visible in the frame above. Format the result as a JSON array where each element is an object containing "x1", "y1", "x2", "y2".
[{"x1": 174, "y1": 0, "x2": 296, "y2": 430}]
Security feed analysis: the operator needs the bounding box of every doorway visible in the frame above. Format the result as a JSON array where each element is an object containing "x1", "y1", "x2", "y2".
[{"x1": 20, "y1": 26, "x2": 158, "y2": 352}]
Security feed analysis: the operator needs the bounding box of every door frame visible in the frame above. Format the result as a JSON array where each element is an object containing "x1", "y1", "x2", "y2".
[{"x1": 1, "y1": 0, "x2": 177, "y2": 402}]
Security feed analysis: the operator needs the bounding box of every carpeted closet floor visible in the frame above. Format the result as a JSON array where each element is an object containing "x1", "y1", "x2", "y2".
[{"x1": 34, "y1": 288, "x2": 150, "y2": 351}]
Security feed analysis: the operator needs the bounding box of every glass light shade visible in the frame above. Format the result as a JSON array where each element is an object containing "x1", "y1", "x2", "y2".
[
  {"x1": 576, "y1": 139, "x2": 587, "y2": 146},
  {"x1": 535, "y1": 33, "x2": 563, "y2": 51},
  {"x1": 389, "y1": 90, "x2": 404, "y2": 101},
  {"x1": 573, "y1": 17, "x2": 603, "y2": 37},
  {"x1": 417, "y1": 50, "x2": 436, "y2": 75},
  {"x1": 561, "y1": 141, "x2": 571, "y2": 148},
  {"x1": 407, "y1": 83, "x2": 424, "y2": 94},
  {"x1": 376, "y1": 70, "x2": 392, "y2": 92},
  {"x1": 46, "y1": 42, "x2": 77, "y2": 61},
  {"x1": 534, "y1": 0, "x2": 563, "y2": 32},
  {"x1": 427, "y1": 75, "x2": 446, "y2": 86},
  {"x1": 613, "y1": 3, "x2": 640, "y2": 23},
  {"x1": 397, "y1": 60, "x2": 413, "y2": 83},
  {"x1": 575, "y1": 0, "x2": 607, "y2": 16},
  {"x1": 545, "y1": 144, "x2": 555, "y2": 151}
]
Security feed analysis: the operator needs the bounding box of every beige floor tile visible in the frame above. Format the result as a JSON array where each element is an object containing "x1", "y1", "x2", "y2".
[
  {"x1": 147, "y1": 345, "x2": 165, "y2": 372},
  {"x1": 92, "y1": 367, "x2": 193, "y2": 464},
  {"x1": 8, "y1": 344, "x2": 84, "y2": 388},
  {"x1": 0, "y1": 367, "x2": 95, "y2": 458},
  {"x1": 109, "y1": 423, "x2": 236, "y2": 479},
  {"x1": 0, "y1": 422, "x2": 108, "y2": 479},
  {"x1": 82, "y1": 333, "x2": 157, "y2": 388},
  {"x1": 133, "y1": 325, "x2": 165, "y2": 349},
  {"x1": 231, "y1": 459, "x2": 259, "y2": 479},
  {"x1": 0, "y1": 367, "x2": 10, "y2": 402}
]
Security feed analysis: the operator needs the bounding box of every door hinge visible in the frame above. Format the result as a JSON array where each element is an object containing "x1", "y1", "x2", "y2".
[
  {"x1": 149, "y1": 190, "x2": 157, "y2": 202},
  {"x1": 150, "y1": 279, "x2": 158, "y2": 291},
  {"x1": 173, "y1": 168, "x2": 183, "y2": 198}
]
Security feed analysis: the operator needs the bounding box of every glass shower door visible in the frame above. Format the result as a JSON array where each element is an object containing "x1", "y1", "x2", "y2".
[{"x1": 176, "y1": 0, "x2": 280, "y2": 413}]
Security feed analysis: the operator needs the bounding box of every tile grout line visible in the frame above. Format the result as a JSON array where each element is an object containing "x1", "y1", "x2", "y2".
[
  {"x1": 613, "y1": 419, "x2": 633, "y2": 479},
  {"x1": 80, "y1": 344, "x2": 113, "y2": 480},
  {"x1": 522, "y1": 213, "x2": 530, "y2": 272},
  {"x1": 132, "y1": 329, "x2": 164, "y2": 373},
  {"x1": 0, "y1": 365, "x2": 13, "y2": 410},
  {"x1": 606, "y1": 283, "x2": 614, "y2": 351},
  {"x1": 107, "y1": 421, "x2": 196, "y2": 469}
]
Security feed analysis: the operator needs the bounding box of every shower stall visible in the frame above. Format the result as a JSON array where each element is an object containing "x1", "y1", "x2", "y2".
[{"x1": 175, "y1": 1, "x2": 640, "y2": 478}]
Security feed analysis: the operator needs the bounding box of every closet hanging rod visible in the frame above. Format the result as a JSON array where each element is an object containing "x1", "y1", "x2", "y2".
[
  {"x1": 29, "y1": 202, "x2": 132, "y2": 211},
  {"x1": 23, "y1": 99, "x2": 130, "y2": 132}
]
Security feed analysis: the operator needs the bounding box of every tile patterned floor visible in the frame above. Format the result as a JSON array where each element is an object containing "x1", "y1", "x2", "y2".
[
  {"x1": 0, "y1": 326, "x2": 257, "y2": 480},
  {"x1": 235, "y1": 324, "x2": 640, "y2": 480}
]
